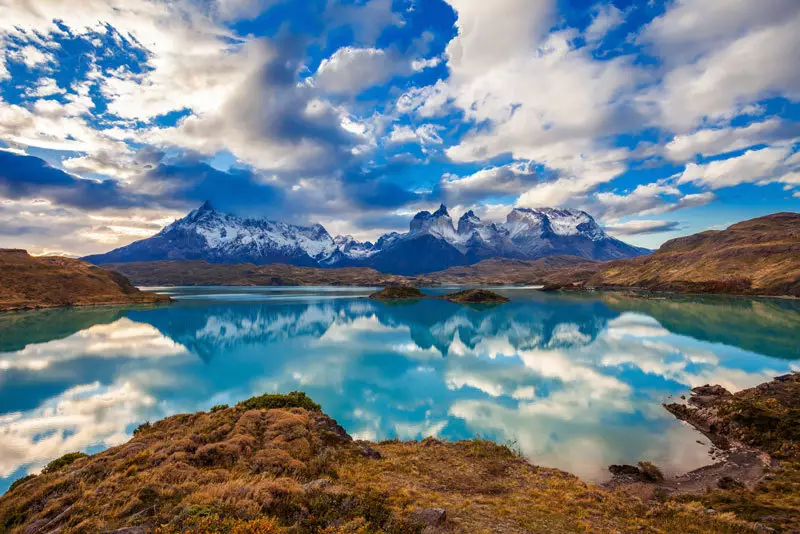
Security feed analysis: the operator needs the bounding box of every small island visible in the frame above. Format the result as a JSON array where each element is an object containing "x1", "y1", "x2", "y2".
[
  {"x1": 369, "y1": 286, "x2": 510, "y2": 304},
  {"x1": 368, "y1": 285, "x2": 425, "y2": 300},
  {"x1": 441, "y1": 289, "x2": 510, "y2": 304}
]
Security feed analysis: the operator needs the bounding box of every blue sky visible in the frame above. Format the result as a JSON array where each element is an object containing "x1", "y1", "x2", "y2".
[{"x1": 0, "y1": 0, "x2": 798, "y2": 255}]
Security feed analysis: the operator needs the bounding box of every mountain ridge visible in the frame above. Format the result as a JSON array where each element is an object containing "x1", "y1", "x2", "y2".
[{"x1": 83, "y1": 202, "x2": 649, "y2": 275}]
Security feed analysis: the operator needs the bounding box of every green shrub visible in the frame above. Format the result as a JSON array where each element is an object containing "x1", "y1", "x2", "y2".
[
  {"x1": 238, "y1": 391, "x2": 321, "y2": 412},
  {"x1": 133, "y1": 421, "x2": 153, "y2": 436},
  {"x1": 42, "y1": 452, "x2": 88, "y2": 474},
  {"x1": 210, "y1": 404, "x2": 229, "y2": 413}
]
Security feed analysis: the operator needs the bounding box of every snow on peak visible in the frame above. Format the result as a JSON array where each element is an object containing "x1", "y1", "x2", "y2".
[
  {"x1": 409, "y1": 204, "x2": 459, "y2": 243},
  {"x1": 505, "y1": 207, "x2": 606, "y2": 241},
  {"x1": 170, "y1": 203, "x2": 339, "y2": 261},
  {"x1": 457, "y1": 210, "x2": 483, "y2": 235}
]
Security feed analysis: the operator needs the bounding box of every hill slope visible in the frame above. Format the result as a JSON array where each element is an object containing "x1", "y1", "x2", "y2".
[
  {"x1": 0, "y1": 250, "x2": 170, "y2": 311},
  {"x1": 0, "y1": 392, "x2": 761, "y2": 533},
  {"x1": 102, "y1": 260, "x2": 409, "y2": 287},
  {"x1": 587, "y1": 213, "x2": 800, "y2": 296}
]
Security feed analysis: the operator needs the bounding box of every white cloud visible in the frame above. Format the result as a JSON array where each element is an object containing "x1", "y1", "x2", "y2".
[
  {"x1": 441, "y1": 163, "x2": 536, "y2": 205},
  {"x1": 585, "y1": 4, "x2": 625, "y2": 44},
  {"x1": 665, "y1": 118, "x2": 800, "y2": 162},
  {"x1": 639, "y1": 1, "x2": 800, "y2": 131},
  {"x1": 678, "y1": 146, "x2": 799, "y2": 189},
  {"x1": 388, "y1": 124, "x2": 444, "y2": 146},
  {"x1": 315, "y1": 47, "x2": 416, "y2": 95},
  {"x1": 592, "y1": 181, "x2": 715, "y2": 220},
  {"x1": 605, "y1": 219, "x2": 681, "y2": 237}
]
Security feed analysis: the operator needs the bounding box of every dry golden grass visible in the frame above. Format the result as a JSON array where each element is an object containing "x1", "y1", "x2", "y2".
[
  {"x1": 0, "y1": 394, "x2": 776, "y2": 533},
  {"x1": 0, "y1": 249, "x2": 170, "y2": 311},
  {"x1": 589, "y1": 213, "x2": 800, "y2": 296}
]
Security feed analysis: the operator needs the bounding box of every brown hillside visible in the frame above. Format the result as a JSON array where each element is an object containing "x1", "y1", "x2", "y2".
[
  {"x1": 0, "y1": 392, "x2": 762, "y2": 534},
  {"x1": 104, "y1": 261, "x2": 409, "y2": 287},
  {"x1": 589, "y1": 213, "x2": 800, "y2": 296},
  {"x1": 0, "y1": 249, "x2": 170, "y2": 311},
  {"x1": 419, "y1": 256, "x2": 601, "y2": 285}
]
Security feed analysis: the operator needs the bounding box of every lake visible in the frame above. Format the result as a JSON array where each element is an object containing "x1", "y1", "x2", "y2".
[{"x1": 1, "y1": 287, "x2": 798, "y2": 493}]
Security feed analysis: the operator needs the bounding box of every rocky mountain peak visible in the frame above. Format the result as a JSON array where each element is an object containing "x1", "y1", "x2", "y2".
[{"x1": 458, "y1": 210, "x2": 483, "y2": 235}]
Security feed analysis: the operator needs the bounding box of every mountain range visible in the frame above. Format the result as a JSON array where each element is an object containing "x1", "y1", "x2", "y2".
[{"x1": 83, "y1": 201, "x2": 649, "y2": 275}]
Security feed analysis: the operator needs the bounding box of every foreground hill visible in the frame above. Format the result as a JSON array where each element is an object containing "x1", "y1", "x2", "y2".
[
  {"x1": 0, "y1": 250, "x2": 170, "y2": 311},
  {"x1": 84, "y1": 202, "x2": 648, "y2": 275},
  {"x1": 586, "y1": 213, "x2": 800, "y2": 296},
  {"x1": 0, "y1": 392, "x2": 771, "y2": 533}
]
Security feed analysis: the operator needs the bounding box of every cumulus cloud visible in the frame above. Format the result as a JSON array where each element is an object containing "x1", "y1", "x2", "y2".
[
  {"x1": 440, "y1": 163, "x2": 538, "y2": 205},
  {"x1": 665, "y1": 118, "x2": 800, "y2": 162},
  {"x1": 314, "y1": 47, "x2": 414, "y2": 95},
  {"x1": 678, "y1": 146, "x2": 799, "y2": 189},
  {"x1": 639, "y1": 1, "x2": 800, "y2": 131}
]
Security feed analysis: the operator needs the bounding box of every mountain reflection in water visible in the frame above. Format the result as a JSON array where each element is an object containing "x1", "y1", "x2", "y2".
[{"x1": 1, "y1": 287, "x2": 798, "y2": 493}]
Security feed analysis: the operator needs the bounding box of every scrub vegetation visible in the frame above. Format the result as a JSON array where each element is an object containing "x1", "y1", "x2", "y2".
[{"x1": 2, "y1": 386, "x2": 796, "y2": 533}]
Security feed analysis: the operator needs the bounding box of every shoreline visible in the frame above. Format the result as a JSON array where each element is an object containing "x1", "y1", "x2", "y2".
[{"x1": 2, "y1": 375, "x2": 797, "y2": 532}]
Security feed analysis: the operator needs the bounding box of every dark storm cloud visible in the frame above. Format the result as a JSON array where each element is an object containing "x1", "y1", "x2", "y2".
[
  {"x1": 144, "y1": 161, "x2": 284, "y2": 214},
  {"x1": 0, "y1": 151, "x2": 140, "y2": 209}
]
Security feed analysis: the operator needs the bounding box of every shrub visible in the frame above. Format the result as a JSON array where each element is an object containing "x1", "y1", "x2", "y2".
[
  {"x1": 42, "y1": 452, "x2": 88, "y2": 474},
  {"x1": 238, "y1": 391, "x2": 321, "y2": 412},
  {"x1": 134, "y1": 421, "x2": 153, "y2": 436},
  {"x1": 210, "y1": 404, "x2": 229, "y2": 413}
]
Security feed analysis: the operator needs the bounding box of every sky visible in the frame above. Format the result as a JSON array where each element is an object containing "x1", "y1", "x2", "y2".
[{"x1": 0, "y1": 0, "x2": 798, "y2": 256}]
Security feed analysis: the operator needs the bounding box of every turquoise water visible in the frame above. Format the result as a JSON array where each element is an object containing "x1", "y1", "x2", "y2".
[{"x1": 1, "y1": 287, "x2": 798, "y2": 493}]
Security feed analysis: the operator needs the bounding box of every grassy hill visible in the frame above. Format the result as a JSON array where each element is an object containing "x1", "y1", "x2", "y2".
[{"x1": 0, "y1": 249, "x2": 170, "y2": 311}]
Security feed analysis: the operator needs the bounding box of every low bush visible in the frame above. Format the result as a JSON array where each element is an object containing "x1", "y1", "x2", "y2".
[
  {"x1": 42, "y1": 452, "x2": 88, "y2": 474},
  {"x1": 238, "y1": 391, "x2": 321, "y2": 412}
]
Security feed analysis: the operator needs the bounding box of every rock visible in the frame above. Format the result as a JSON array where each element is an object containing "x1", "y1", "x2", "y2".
[
  {"x1": 360, "y1": 444, "x2": 382, "y2": 459},
  {"x1": 609, "y1": 465, "x2": 642, "y2": 477},
  {"x1": 409, "y1": 507, "x2": 447, "y2": 527},
  {"x1": 692, "y1": 385, "x2": 732, "y2": 397},
  {"x1": 302, "y1": 478, "x2": 332, "y2": 492}
]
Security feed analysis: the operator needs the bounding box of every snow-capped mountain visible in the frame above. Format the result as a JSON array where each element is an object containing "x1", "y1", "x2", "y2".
[
  {"x1": 336, "y1": 205, "x2": 649, "y2": 273},
  {"x1": 84, "y1": 202, "x2": 649, "y2": 275},
  {"x1": 83, "y1": 201, "x2": 341, "y2": 266}
]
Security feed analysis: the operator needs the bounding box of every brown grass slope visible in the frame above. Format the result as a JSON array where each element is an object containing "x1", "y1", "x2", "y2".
[
  {"x1": 0, "y1": 393, "x2": 765, "y2": 534},
  {"x1": 588, "y1": 213, "x2": 800, "y2": 296},
  {"x1": 0, "y1": 249, "x2": 170, "y2": 311},
  {"x1": 418, "y1": 256, "x2": 601, "y2": 286},
  {"x1": 104, "y1": 260, "x2": 409, "y2": 287}
]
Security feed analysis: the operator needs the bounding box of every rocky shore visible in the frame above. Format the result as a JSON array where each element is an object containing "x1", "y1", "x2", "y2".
[{"x1": 2, "y1": 377, "x2": 797, "y2": 532}]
